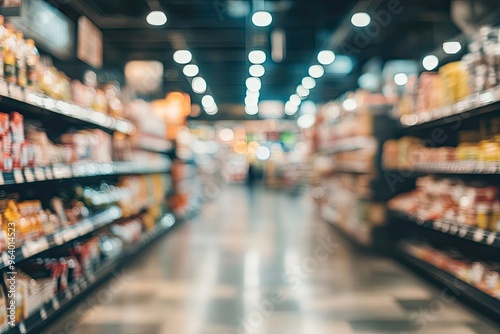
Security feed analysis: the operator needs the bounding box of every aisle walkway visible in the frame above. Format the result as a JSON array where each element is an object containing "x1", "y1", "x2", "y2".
[{"x1": 46, "y1": 185, "x2": 498, "y2": 334}]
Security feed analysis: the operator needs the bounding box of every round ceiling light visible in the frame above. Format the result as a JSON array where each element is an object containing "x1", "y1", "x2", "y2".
[
  {"x1": 245, "y1": 105, "x2": 259, "y2": 115},
  {"x1": 422, "y1": 55, "x2": 439, "y2": 71},
  {"x1": 183, "y1": 64, "x2": 199, "y2": 77},
  {"x1": 317, "y1": 50, "x2": 336, "y2": 65},
  {"x1": 308, "y1": 65, "x2": 325, "y2": 78},
  {"x1": 173, "y1": 50, "x2": 192, "y2": 64},
  {"x1": 248, "y1": 50, "x2": 266, "y2": 64},
  {"x1": 192, "y1": 77, "x2": 207, "y2": 93},
  {"x1": 252, "y1": 11, "x2": 272, "y2": 27},
  {"x1": 146, "y1": 11, "x2": 167, "y2": 26},
  {"x1": 249, "y1": 64, "x2": 265, "y2": 77},
  {"x1": 351, "y1": 12, "x2": 371, "y2": 27},
  {"x1": 246, "y1": 77, "x2": 262, "y2": 92},
  {"x1": 302, "y1": 77, "x2": 316, "y2": 89}
]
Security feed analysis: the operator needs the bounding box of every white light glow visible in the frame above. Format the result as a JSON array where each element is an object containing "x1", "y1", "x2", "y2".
[
  {"x1": 192, "y1": 77, "x2": 207, "y2": 93},
  {"x1": 245, "y1": 95, "x2": 259, "y2": 106},
  {"x1": 302, "y1": 77, "x2": 316, "y2": 89},
  {"x1": 205, "y1": 104, "x2": 218, "y2": 115},
  {"x1": 297, "y1": 114, "x2": 315, "y2": 128},
  {"x1": 289, "y1": 94, "x2": 301, "y2": 106},
  {"x1": 246, "y1": 77, "x2": 261, "y2": 92},
  {"x1": 422, "y1": 55, "x2": 439, "y2": 71},
  {"x1": 173, "y1": 50, "x2": 192, "y2": 64},
  {"x1": 394, "y1": 73, "x2": 408, "y2": 86},
  {"x1": 201, "y1": 95, "x2": 215, "y2": 108},
  {"x1": 300, "y1": 100, "x2": 317, "y2": 114},
  {"x1": 256, "y1": 146, "x2": 271, "y2": 160},
  {"x1": 249, "y1": 64, "x2": 265, "y2": 77},
  {"x1": 248, "y1": 50, "x2": 266, "y2": 64},
  {"x1": 252, "y1": 11, "x2": 272, "y2": 27},
  {"x1": 245, "y1": 105, "x2": 259, "y2": 115},
  {"x1": 308, "y1": 65, "x2": 324, "y2": 78},
  {"x1": 183, "y1": 64, "x2": 199, "y2": 77},
  {"x1": 219, "y1": 128, "x2": 234, "y2": 142},
  {"x1": 317, "y1": 50, "x2": 335, "y2": 65},
  {"x1": 343, "y1": 98, "x2": 357, "y2": 111},
  {"x1": 351, "y1": 12, "x2": 371, "y2": 27},
  {"x1": 443, "y1": 41, "x2": 462, "y2": 55},
  {"x1": 146, "y1": 11, "x2": 167, "y2": 26},
  {"x1": 285, "y1": 101, "x2": 299, "y2": 115},
  {"x1": 296, "y1": 85, "x2": 310, "y2": 98}
]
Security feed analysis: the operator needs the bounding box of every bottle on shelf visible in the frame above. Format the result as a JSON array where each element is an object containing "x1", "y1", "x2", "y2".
[
  {"x1": 15, "y1": 31, "x2": 26, "y2": 87},
  {"x1": 25, "y1": 39, "x2": 39, "y2": 89},
  {"x1": 0, "y1": 15, "x2": 7, "y2": 80},
  {"x1": 3, "y1": 24, "x2": 17, "y2": 84}
]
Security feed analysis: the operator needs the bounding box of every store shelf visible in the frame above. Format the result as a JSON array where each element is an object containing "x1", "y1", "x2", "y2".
[
  {"x1": 390, "y1": 210, "x2": 500, "y2": 248},
  {"x1": 400, "y1": 86, "x2": 500, "y2": 129},
  {"x1": 0, "y1": 160, "x2": 171, "y2": 186},
  {"x1": 384, "y1": 161, "x2": 500, "y2": 175},
  {"x1": 319, "y1": 136, "x2": 377, "y2": 154},
  {"x1": 4, "y1": 213, "x2": 176, "y2": 334},
  {"x1": 0, "y1": 206, "x2": 123, "y2": 271},
  {"x1": 399, "y1": 244, "x2": 500, "y2": 320},
  {"x1": 0, "y1": 84, "x2": 135, "y2": 134},
  {"x1": 320, "y1": 204, "x2": 371, "y2": 247},
  {"x1": 332, "y1": 162, "x2": 374, "y2": 174}
]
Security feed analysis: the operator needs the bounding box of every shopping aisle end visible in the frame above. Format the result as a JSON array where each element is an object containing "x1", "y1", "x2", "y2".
[{"x1": 45, "y1": 185, "x2": 498, "y2": 334}]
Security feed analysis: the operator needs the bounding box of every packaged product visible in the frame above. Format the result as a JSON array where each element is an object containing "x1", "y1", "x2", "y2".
[{"x1": 9, "y1": 112, "x2": 24, "y2": 143}]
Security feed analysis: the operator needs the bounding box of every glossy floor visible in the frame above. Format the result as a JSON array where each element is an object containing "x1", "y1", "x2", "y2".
[{"x1": 46, "y1": 185, "x2": 499, "y2": 334}]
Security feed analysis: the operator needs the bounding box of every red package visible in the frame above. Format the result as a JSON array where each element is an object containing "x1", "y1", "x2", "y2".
[
  {"x1": 1, "y1": 152, "x2": 12, "y2": 172},
  {"x1": 0, "y1": 112, "x2": 8, "y2": 136},
  {"x1": 10, "y1": 112, "x2": 24, "y2": 143},
  {"x1": 2, "y1": 131, "x2": 11, "y2": 153},
  {"x1": 11, "y1": 142, "x2": 21, "y2": 169}
]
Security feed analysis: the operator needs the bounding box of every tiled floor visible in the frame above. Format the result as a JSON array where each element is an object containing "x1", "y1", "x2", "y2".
[{"x1": 45, "y1": 185, "x2": 499, "y2": 334}]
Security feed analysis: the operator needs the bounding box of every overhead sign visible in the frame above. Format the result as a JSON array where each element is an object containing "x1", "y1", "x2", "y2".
[
  {"x1": 1, "y1": 0, "x2": 23, "y2": 17},
  {"x1": 77, "y1": 16, "x2": 103, "y2": 68},
  {"x1": 9, "y1": 0, "x2": 74, "y2": 60}
]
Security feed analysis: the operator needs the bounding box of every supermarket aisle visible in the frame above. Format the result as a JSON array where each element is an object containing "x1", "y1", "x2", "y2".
[{"x1": 46, "y1": 185, "x2": 498, "y2": 334}]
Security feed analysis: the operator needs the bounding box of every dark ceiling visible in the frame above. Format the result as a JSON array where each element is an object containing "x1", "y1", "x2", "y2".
[{"x1": 45, "y1": 0, "x2": 500, "y2": 120}]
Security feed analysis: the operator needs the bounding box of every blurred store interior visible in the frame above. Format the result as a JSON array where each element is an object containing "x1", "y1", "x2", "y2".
[{"x1": 0, "y1": 0, "x2": 497, "y2": 333}]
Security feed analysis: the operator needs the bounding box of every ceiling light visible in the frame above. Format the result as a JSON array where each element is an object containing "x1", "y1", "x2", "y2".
[
  {"x1": 245, "y1": 105, "x2": 259, "y2": 115},
  {"x1": 146, "y1": 11, "x2": 167, "y2": 26},
  {"x1": 248, "y1": 50, "x2": 266, "y2": 64},
  {"x1": 317, "y1": 50, "x2": 335, "y2": 65},
  {"x1": 245, "y1": 95, "x2": 258, "y2": 106},
  {"x1": 249, "y1": 64, "x2": 265, "y2": 77},
  {"x1": 206, "y1": 104, "x2": 218, "y2": 115},
  {"x1": 192, "y1": 77, "x2": 207, "y2": 93},
  {"x1": 201, "y1": 95, "x2": 215, "y2": 108},
  {"x1": 394, "y1": 73, "x2": 408, "y2": 86},
  {"x1": 302, "y1": 77, "x2": 316, "y2": 89},
  {"x1": 173, "y1": 50, "x2": 192, "y2": 64},
  {"x1": 300, "y1": 100, "x2": 317, "y2": 114},
  {"x1": 246, "y1": 77, "x2": 261, "y2": 92},
  {"x1": 252, "y1": 11, "x2": 272, "y2": 27},
  {"x1": 422, "y1": 55, "x2": 439, "y2": 71},
  {"x1": 183, "y1": 64, "x2": 199, "y2": 77},
  {"x1": 343, "y1": 98, "x2": 357, "y2": 111},
  {"x1": 289, "y1": 94, "x2": 301, "y2": 106},
  {"x1": 297, "y1": 114, "x2": 315, "y2": 129},
  {"x1": 308, "y1": 65, "x2": 324, "y2": 78},
  {"x1": 351, "y1": 12, "x2": 370, "y2": 27},
  {"x1": 296, "y1": 85, "x2": 309, "y2": 97},
  {"x1": 443, "y1": 41, "x2": 462, "y2": 55},
  {"x1": 285, "y1": 101, "x2": 298, "y2": 115},
  {"x1": 247, "y1": 90, "x2": 259, "y2": 98}
]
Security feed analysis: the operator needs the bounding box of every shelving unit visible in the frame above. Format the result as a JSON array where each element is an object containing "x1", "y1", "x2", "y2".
[
  {"x1": 384, "y1": 161, "x2": 500, "y2": 175},
  {"x1": 0, "y1": 160, "x2": 171, "y2": 186},
  {"x1": 0, "y1": 86, "x2": 135, "y2": 134},
  {"x1": 3, "y1": 214, "x2": 176, "y2": 334},
  {"x1": 399, "y1": 243, "x2": 500, "y2": 321},
  {"x1": 389, "y1": 211, "x2": 500, "y2": 248},
  {"x1": 400, "y1": 86, "x2": 500, "y2": 130}
]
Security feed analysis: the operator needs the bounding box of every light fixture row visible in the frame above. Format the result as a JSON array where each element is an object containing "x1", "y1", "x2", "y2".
[{"x1": 173, "y1": 50, "x2": 218, "y2": 115}]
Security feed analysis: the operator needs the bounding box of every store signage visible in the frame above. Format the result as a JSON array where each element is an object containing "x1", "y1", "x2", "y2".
[
  {"x1": 9, "y1": 0, "x2": 74, "y2": 60},
  {"x1": 1, "y1": 0, "x2": 23, "y2": 17},
  {"x1": 77, "y1": 16, "x2": 103, "y2": 68}
]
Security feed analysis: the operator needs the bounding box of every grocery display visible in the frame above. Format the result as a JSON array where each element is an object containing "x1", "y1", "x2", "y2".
[{"x1": 313, "y1": 91, "x2": 396, "y2": 247}]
